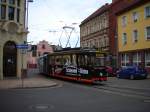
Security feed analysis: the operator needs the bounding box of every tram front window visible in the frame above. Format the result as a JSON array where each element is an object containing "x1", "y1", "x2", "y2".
[{"x1": 95, "y1": 58, "x2": 105, "y2": 66}]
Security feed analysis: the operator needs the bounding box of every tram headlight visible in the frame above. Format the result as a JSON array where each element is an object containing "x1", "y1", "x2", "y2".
[{"x1": 99, "y1": 72, "x2": 103, "y2": 76}]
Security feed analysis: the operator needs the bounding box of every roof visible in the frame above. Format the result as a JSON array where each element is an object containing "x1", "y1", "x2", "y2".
[
  {"x1": 49, "y1": 47, "x2": 99, "y2": 56},
  {"x1": 80, "y1": 3, "x2": 110, "y2": 26},
  {"x1": 116, "y1": 0, "x2": 150, "y2": 15}
]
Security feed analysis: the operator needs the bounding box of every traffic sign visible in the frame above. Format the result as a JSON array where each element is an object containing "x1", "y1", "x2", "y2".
[{"x1": 16, "y1": 44, "x2": 28, "y2": 49}]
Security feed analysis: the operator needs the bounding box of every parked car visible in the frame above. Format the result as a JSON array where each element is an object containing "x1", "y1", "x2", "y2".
[
  {"x1": 116, "y1": 66, "x2": 148, "y2": 79},
  {"x1": 105, "y1": 66, "x2": 117, "y2": 77}
]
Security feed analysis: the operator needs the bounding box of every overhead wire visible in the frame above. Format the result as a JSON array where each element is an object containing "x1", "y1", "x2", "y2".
[{"x1": 29, "y1": 0, "x2": 80, "y2": 47}]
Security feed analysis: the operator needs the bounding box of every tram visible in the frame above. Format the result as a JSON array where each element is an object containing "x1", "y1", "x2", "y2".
[{"x1": 38, "y1": 48, "x2": 107, "y2": 83}]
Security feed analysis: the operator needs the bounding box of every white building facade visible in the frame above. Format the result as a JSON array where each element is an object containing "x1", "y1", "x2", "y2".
[{"x1": 0, "y1": 0, "x2": 28, "y2": 79}]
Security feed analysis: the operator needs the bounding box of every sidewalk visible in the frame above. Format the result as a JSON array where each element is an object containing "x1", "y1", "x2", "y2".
[{"x1": 0, "y1": 69, "x2": 57, "y2": 89}]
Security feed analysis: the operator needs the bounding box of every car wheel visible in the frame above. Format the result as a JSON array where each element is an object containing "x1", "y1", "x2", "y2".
[{"x1": 130, "y1": 75, "x2": 134, "y2": 80}]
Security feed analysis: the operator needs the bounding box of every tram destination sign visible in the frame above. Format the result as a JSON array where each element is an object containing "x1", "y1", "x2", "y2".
[{"x1": 16, "y1": 44, "x2": 28, "y2": 49}]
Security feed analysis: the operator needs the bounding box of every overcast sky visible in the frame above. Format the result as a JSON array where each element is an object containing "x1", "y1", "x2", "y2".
[{"x1": 28, "y1": 0, "x2": 112, "y2": 47}]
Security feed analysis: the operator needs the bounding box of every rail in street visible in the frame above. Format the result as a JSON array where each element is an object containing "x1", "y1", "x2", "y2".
[{"x1": 93, "y1": 84, "x2": 150, "y2": 100}]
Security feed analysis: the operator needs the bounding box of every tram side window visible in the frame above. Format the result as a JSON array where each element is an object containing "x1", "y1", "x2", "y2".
[
  {"x1": 77, "y1": 55, "x2": 92, "y2": 67},
  {"x1": 87, "y1": 55, "x2": 96, "y2": 66},
  {"x1": 64, "y1": 58, "x2": 71, "y2": 66},
  {"x1": 78, "y1": 55, "x2": 84, "y2": 66},
  {"x1": 91, "y1": 55, "x2": 95, "y2": 66},
  {"x1": 63, "y1": 55, "x2": 71, "y2": 66},
  {"x1": 87, "y1": 55, "x2": 91, "y2": 66},
  {"x1": 84, "y1": 55, "x2": 88, "y2": 65},
  {"x1": 72, "y1": 54, "x2": 77, "y2": 66},
  {"x1": 55, "y1": 56, "x2": 62, "y2": 66},
  {"x1": 50, "y1": 56, "x2": 55, "y2": 66}
]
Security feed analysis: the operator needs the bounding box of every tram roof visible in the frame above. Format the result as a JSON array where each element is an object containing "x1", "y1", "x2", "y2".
[{"x1": 49, "y1": 47, "x2": 105, "y2": 56}]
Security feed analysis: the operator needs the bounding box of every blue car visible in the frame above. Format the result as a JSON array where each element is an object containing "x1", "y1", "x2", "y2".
[{"x1": 117, "y1": 66, "x2": 148, "y2": 79}]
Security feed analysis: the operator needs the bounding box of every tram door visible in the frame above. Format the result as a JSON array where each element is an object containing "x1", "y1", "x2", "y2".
[{"x1": 3, "y1": 41, "x2": 17, "y2": 77}]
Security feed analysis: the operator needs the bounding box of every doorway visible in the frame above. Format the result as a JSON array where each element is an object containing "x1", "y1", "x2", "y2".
[{"x1": 3, "y1": 41, "x2": 17, "y2": 77}]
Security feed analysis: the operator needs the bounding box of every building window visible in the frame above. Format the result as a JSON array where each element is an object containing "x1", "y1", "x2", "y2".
[
  {"x1": 133, "y1": 52, "x2": 141, "y2": 66},
  {"x1": 90, "y1": 40, "x2": 93, "y2": 48},
  {"x1": 145, "y1": 26, "x2": 150, "y2": 40},
  {"x1": 145, "y1": 51, "x2": 150, "y2": 67},
  {"x1": 1, "y1": 0, "x2": 6, "y2": 3},
  {"x1": 121, "y1": 54, "x2": 129, "y2": 67},
  {"x1": 42, "y1": 44, "x2": 45, "y2": 49},
  {"x1": 1, "y1": 5, "x2": 6, "y2": 19},
  {"x1": 17, "y1": 0, "x2": 20, "y2": 7},
  {"x1": 32, "y1": 45, "x2": 37, "y2": 57},
  {"x1": 94, "y1": 39, "x2": 98, "y2": 48},
  {"x1": 86, "y1": 27, "x2": 88, "y2": 35},
  {"x1": 99, "y1": 39, "x2": 102, "y2": 48},
  {"x1": 1, "y1": 0, "x2": 21, "y2": 22},
  {"x1": 38, "y1": 52, "x2": 41, "y2": 57},
  {"x1": 8, "y1": 7, "x2": 15, "y2": 20},
  {"x1": 132, "y1": 12, "x2": 138, "y2": 22},
  {"x1": 86, "y1": 42, "x2": 88, "y2": 47},
  {"x1": 122, "y1": 16, "x2": 127, "y2": 27},
  {"x1": 145, "y1": 6, "x2": 150, "y2": 18},
  {"x1": 9, "y1": 0, "x2": 15, "y2": 5},
  {"x1": 101, "y1": 38, "x2": 105, "y2": 47},
  {"x1": 122, "y1": 33, "x2": 127, "y2": 45},
  {"x1": 17, "y1": 9, "x2": 20, "y2": 22},
  {"x1": 132, "y1": 30, "x2": 138, "y2": 42},
  {"x1": 105, "y1": 37, "x2": 109, "y2": 47}
]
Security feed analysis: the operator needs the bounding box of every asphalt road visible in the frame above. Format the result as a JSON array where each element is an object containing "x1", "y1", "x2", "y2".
[{"x1": 0, "y1": 80, "x2": 150, "y2": 112}]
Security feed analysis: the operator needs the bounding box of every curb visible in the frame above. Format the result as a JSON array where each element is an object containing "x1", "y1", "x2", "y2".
[
  {"x1": 13, "y1": 83, "x2": 59, "y2": 89},
  {"x1": 0, "y1": 83, "x2": 59, "y2": 90}
]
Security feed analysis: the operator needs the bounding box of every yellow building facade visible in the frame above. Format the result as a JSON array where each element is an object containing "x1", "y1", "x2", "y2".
[
  {"x1": 118, "y1": 2, "x2": 150, "y2": 52},
  {"x1": 117, "y1": 0, "x2": 150, "y2": 72},
  {"x1": 0, "y1": 0, "x2": 28, "y2": 79}
]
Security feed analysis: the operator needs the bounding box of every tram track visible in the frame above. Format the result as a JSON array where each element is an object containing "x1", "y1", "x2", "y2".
[
  {"x1": 93, "y1": 84, "x2": 150, "y2": 100},
  {"x1": 45, "y1": 77, "x2": 150, "y2": 101}
]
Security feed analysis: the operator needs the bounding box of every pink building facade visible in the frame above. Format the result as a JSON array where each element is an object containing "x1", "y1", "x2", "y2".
[
  {"x1": 37, "y1": 40, "x2": 53, "y2": 57},
  {"x1": 27, "y1": 40, "x2": 53, "y2": 68}
]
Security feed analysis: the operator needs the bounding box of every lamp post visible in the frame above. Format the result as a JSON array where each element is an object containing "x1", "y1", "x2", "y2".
[
  {"x1": 19, "y1": 0, "x2": 33, "y2": 88},
  {"x1": 26, "y1": 0, "x2": 33, "y2": 29}
]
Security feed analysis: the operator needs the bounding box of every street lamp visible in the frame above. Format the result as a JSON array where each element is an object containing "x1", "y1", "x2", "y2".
[{"x1": 26, "y1": 0, "x2": 33, "y2": 29}]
